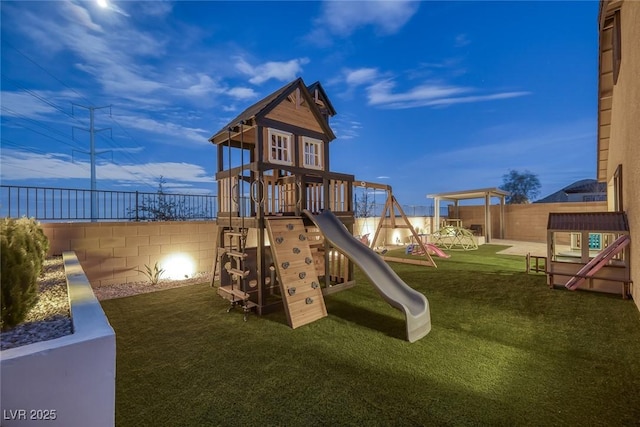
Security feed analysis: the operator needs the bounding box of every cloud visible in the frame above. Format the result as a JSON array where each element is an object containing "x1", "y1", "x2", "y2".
[
  {"x1": 345, "y1": 68, "x2": 380, "y2": 86},
  {"x1": 310, "y1": 1, "x2": 420, "y2": 43},
  {"x1": 235, "y1": 57, "x2": 309, "y2": 85},
  {"x1": 111, "y1": 113, "x2": 210, "y2": 145},
  {"x1": 362, "y1": 78, "x2": 530, "y2": 109},
  {"x1": 331, "y1": 116, "x2": 362, "y2": 140},
  {"x1": 367, "y1": 80, "x2": 469, "y2": 106},
  {"x1": 1, "y1": 149, "x2": 214, "y2": 190},
  {"x1": 227, "y1": 87, "x2": 258, "y2": 100}
]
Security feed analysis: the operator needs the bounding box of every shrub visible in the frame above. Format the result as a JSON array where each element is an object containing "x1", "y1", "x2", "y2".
[
  {"x1": 1, "y1": 217, "x2": 50, "y2": 331},
  {"x1": 136, "y1": 262, "x2": 165, "y2": 285}
]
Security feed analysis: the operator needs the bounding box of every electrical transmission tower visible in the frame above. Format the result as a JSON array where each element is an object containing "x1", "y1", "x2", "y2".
[{"x1": 72, "y1": 104, "x2": 112, "y2": 222}]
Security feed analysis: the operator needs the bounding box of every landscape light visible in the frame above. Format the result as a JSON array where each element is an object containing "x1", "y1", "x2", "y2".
[{"x1": 161, "y1": 253, "x2": 195, "y2": 280}]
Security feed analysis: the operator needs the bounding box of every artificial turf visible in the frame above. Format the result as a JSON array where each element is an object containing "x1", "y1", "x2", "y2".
[{"x1": 101, "y1": 244, "x2": 640, "y2": 426}]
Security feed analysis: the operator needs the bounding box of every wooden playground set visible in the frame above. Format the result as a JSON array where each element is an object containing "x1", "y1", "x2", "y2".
[{"x1": 208, "y1": 78, "x2": 436, "y2": 341}]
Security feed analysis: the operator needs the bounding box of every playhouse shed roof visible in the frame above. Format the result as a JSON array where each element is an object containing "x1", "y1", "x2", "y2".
[{"x1": 547, "y1": 212, "x2": 629, "y2": 232}]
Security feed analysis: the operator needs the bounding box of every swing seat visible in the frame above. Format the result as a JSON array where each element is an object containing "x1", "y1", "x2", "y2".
[{"x1": 358, "y1": 233, "x2": 370, "y2": 246}]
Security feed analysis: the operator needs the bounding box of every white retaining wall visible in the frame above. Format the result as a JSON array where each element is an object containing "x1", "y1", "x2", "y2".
[{"x1": 0, "y1": 252, "x2": 115, "y2": 426}]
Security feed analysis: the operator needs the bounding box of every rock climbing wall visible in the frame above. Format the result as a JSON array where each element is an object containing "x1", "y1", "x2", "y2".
[{"x1": 266, "y1": 217, "x2": 327, "y2": 329}]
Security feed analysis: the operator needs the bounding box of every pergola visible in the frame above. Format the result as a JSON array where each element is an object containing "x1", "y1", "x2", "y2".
[{"x1": 426, "y1": 188, "x2": 510, "y2": 243}]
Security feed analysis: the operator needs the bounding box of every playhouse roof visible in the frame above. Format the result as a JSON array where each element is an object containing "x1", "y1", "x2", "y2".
[
  {"x1": 547, "y1": 211, "x2": 629, "y2": 232},
  {"x1": 209, "y1": 78, "x2": 336, "y2": 143}
]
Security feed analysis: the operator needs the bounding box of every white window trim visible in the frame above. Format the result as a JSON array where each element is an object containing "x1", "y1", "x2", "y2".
[
  {"x1": 302, "y1": 136, "x2": 323, "y2": 170},
  {"x1": 267, "y1": 128, "x2": 293, "y2": 166}
]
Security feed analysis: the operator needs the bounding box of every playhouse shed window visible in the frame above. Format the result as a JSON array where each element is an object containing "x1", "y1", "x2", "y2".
[
  {"x1": 303, "y1": 137, "x2": 323, "y2": 169},
  {"x1": 268, "y1": 129, "x2": 292, "y2": 165}
]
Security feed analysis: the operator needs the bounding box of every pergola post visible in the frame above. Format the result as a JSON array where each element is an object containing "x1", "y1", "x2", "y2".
[
  {"x1": 484, "y1": 192, "x2": 492, "y2": 243},
  {"x1": 433, "y1": 197, "x2": 440, "y2": 234},
  {"x1": 499, "y1": 195, "x2": 505, "y2": 239}
]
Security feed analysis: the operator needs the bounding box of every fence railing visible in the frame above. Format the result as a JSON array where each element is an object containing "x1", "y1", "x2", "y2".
[
  {"x1": 0, "y1": 185, "x2": 218, "y2": 221},
  {"x1": 1, "y1": 185, "x2": 440, "y2": 222},
  {"x1": 353, "y1": 201, "x2": 445, "y2": 218}
]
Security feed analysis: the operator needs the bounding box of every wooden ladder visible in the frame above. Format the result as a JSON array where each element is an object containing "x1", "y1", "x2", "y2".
[
  {"x1": 266, "y1": 217, "x2": 327, "y2": 329},
  {"x1": 215, "y1": 228, "x2": 254, "y2": 321}
]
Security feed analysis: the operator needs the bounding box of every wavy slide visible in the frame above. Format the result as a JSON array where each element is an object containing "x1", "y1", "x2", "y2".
[
  {"x1": 426, "y1": 243, "x2": 450, "y2": 258},
  {"x1": 303, "y1": 209, "x2": 431, "y2": 343}
]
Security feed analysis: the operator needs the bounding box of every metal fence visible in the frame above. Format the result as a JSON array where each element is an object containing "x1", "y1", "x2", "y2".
[
  {"x1": 1, "y1": 185, "x2": 439, "y2": 222},
  {"x1": 353, "y1": 201, "x2": 446, "y2": 218},
  {"x1": 0, "y1": 185, "x2": 218, "y2": 221}
]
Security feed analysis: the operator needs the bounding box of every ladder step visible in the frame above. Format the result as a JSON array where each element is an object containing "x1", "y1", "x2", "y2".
[
  {"x1": 225, "y1": 231, "x2": 246, "y2": 237},
  {"x1": 227, "y1": 268, "x2": 250, "y2": 278},
  {"x1": 226, "y1": 250, "x2": 248, "y2": 259},
  {"x1": 218, "y1": 286, "x2": 251, "y2": 300}
]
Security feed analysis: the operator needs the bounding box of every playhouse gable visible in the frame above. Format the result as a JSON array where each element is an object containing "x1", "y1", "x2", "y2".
[
  {"x1": 264, "y1": 88, "x2": 324, "y2": 134},
  {"x1": 258, "y1": 79, "x2": 335, "y2": 140}
]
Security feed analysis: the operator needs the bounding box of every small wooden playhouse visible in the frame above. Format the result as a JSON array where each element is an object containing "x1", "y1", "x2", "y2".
[{"x1": 209, "y1": 78, "x2": 357, "y2": 327}]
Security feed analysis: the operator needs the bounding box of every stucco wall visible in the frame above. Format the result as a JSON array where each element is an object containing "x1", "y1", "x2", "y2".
[
  {"x1": 42, "y1": 221, "x2": 217, "y2": 287},
  {"x1": 605, "y1": 1, "x2": 640, "y2": 309},
  {"x1": 452, "y1": 202, "x2": 608, "y2": 242},
  {"x1": 1, "y1": 252, "x2": 115, "y2": 427}
]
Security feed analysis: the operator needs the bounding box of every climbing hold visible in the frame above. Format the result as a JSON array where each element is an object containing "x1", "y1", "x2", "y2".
[
  {"x1": 288, "y1": 288, "x2": 296, "y2": 296},
  {"x1": 299, "y1": 234, "x2": 306, "y2": 241},
  {"x1": 299, "y1": 272, "x2": 306, "y2": 279},
  {"x1": 304, "y1": 257, "x2": 312, "y2": 265},
  {"x1": 282, "y1": 261, "x2": 289, "y2": 269},
  {"x1": 286, "y1": 223, "x2": 294, "y2": 230},
  {"x1": 293, "y1": 247, "x2": 301, "y2": 254},
  {"x1": 275, "y1": 237, "x2": 284, "y2": 244},
  {"x1": 305, "y1": 297, "x2": 313, "y2": 304},
  {"x1": 311, "y1": 282, "x2": 319, "y2": 289}
]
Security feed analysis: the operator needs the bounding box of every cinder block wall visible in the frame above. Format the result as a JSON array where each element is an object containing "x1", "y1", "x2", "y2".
[
  {"x1": 453, "y1": 202, "x2": 608, "y2": 242},
  {"x1": 42, "y1": 221, "x2": 217, "y2": 287},
  {"x1": 354, "y1": 216, "x2": 435, "y2": 245}
]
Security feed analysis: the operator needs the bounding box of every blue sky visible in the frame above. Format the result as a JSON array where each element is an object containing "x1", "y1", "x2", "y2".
[{"x1": 1, "y1": 0, "x2": 600, "y2": 206}]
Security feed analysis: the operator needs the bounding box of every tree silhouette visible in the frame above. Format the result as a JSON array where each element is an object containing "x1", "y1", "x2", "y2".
[{"x1": 500, "y1": 170, "x2": 541, "y2": 204}]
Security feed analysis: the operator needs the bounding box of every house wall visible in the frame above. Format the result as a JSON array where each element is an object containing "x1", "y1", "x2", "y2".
[
  {"x1": 452, "y1": 202, "x2": 608, "y2": 242},
  {"x1": 42, "y1": 221, "x2": 217, "y2": 287},
  {"x1": 605, "y1": 0, "x2": 640, "y2": 309}
]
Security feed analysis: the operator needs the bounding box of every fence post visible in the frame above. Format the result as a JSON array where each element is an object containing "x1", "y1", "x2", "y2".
[{"x1": 135, "y1": 191, "x2": 139, "y2": 222}]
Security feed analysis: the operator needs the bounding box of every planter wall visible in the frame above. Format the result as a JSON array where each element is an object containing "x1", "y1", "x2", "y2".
[{"x1": 0, "y1": 252, "x2": 115, "y2": 427}]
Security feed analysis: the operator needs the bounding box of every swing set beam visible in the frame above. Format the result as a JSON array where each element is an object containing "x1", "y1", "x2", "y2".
[{"x1": 354, "y1": 181, "x2": 437, "y2": 268}]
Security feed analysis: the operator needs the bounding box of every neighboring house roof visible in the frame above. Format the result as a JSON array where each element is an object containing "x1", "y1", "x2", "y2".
[
  {"x1": 535, "y1": 179, "x2": 607, "y2": 203},
  {"x1": 548, "y1": 211, "x2": 629, "y2": 232},
  {"x1": 209, "y1": 77, "x2": 336, "y2": 143}
]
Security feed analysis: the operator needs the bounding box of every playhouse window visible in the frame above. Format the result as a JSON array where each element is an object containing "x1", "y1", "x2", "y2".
[
  {"x1": 303, "y1": 137, "x2": 323, "y2": 169},
  {"x1": 268, "y1": 129, "x2": 292, "y2": 165}
]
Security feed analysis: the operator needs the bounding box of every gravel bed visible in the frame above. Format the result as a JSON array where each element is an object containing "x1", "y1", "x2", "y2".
[
  {"x1": 92, "y1": 272, "x2": 213, "y2": 301},
  {"x1": 1, "y1": 256, "x2": 72, "y2": 351},
  {"x1": 1, "y1": 257, "x2": 212, "y2": 350}
]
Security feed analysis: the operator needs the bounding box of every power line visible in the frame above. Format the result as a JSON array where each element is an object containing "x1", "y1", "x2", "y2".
[
  {"x1": 1, "y1": 106, "x2": 84, "y2": 149},
  {"x1": 1, "y1": 74, "x2": 84, "y2": 123},
  {"x1": 1, "y1": 44, "x2": 163, "y2": 192},
  {"x1": 1, "y1": 39, "x2": 94, "y2": 106}
]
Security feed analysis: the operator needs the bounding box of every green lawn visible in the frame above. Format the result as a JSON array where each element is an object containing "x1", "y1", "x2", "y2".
[{"x1": 101, "y1": 245, "x2": 640, "y2": 426}]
